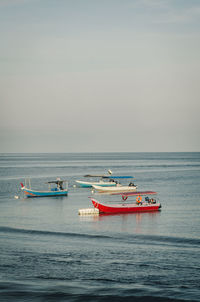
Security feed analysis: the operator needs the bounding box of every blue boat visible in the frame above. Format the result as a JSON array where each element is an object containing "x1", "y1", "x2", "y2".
[{"x1": 20, "y1": 178, "x2": 68, "y2": 197}]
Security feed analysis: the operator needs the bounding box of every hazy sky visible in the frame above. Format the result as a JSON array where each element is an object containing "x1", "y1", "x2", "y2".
[{"x1": 0, "y1": 0, "x2": 200, "y2": 152}]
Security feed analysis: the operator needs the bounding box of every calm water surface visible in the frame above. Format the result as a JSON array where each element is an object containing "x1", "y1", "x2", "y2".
[{"x1": 0, "y1": 152, "x2": 200, "y2": 302}]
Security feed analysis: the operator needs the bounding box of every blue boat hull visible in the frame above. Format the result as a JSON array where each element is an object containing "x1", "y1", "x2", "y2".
[
  {"x1": 75, "y1": 180, "x2": 117, "y2": 188},
  {"x1": 23, "y1": 188, "x2": 68, "y2": 197}
]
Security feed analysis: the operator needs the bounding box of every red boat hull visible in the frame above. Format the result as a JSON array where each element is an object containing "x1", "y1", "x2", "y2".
[{"x1": 92, "y1": 199, "x2": 161, "y2": 214}]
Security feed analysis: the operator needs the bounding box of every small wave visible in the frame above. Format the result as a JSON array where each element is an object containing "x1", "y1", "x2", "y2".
[
  {"x1": 0, "y1": 226, "x2": 199, "y2": 248},
  {"x1": 0, "y1": 289, "x2": 198, "y2": 302},
  {"x1": 134, "y1": 233, "x2": 200, "y2": 246},
  {"x1": 0, "y1": 226, "x2": 112, "y2": 241}
]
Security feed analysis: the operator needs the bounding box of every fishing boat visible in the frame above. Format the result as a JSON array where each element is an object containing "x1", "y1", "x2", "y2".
[
  {"x1": 75, "y1": 179, "x2": 117, "y2": 188},
  {"x1": 91, "y1": 191, "x2": 161, "y2": 214},
  {"x1": 20, "y1": 178, "x2": 68, "y2": 197},
  {"x1": 92, "y1": 182, "x2": 137, "y2": 193},
  {"x1": 75, "y1": 170, "x2": 133, "y2": 188}
]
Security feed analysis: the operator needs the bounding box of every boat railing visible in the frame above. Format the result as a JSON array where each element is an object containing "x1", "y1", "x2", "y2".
[
  {"x1": 25, "y1": 178, "x2": 31, "y2": 189},
  {"x1": 94, "y1": 196, "x2": 159, "y2": 205}
]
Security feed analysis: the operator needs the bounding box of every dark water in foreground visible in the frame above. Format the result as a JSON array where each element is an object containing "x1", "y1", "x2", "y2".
[{"x1": 0, "y1": 152, "x2": 200, "y2": 302}]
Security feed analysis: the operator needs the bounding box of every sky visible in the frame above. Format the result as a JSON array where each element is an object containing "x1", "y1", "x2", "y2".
[{"x1": 0, "y1": 0, "x2": 200, "y2": 152}]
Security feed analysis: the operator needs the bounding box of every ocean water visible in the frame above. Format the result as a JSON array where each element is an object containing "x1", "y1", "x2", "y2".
[{"x1": 0, "y1": 152, "x2": 200, "y2": 302}]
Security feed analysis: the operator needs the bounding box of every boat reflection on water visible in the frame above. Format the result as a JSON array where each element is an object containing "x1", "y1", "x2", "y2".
[{"x1": 79, "y1": 210, "x2": 161, "y2": 234}]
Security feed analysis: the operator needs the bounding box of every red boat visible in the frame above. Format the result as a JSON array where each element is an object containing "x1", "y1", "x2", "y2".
[{"x1": 91, "y1": 191, "x2": 161, "y2": 214}]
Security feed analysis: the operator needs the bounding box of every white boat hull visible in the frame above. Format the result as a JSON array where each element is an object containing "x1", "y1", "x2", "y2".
[{"x1": 92, "y1": 184, "x2": 137, "y2": 193}]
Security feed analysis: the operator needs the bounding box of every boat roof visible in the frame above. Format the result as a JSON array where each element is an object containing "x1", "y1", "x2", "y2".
[
  {"x1": 84, "y1": 169, "x2": 132, "y2": 178},
  {"x1": 84, "y1": 174, "x2": 133, "y2": 179},
  {"x1": 46, "y1": 180, "x2": 67, "y2": 184},
  {"x1": 115, "y1": 191, "x2": 158, "y2": 196},
  {"x1": 84, "y1": 174, "x2": 109, "y2": 177},
  {"x1": 103, "y1": 175, "x2": 133, "y2": 179}
]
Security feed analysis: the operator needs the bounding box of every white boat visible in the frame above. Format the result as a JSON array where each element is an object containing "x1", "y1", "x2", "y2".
[
  {"x1": 75, "y1": 179, "x2": 117, "y2": 188},
  {"x1": 92, "y1": 183, "x2": 137, "y2": 193}
]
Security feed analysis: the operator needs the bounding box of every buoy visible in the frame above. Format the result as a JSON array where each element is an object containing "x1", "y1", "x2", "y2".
[
  {"x1": 14, "y1": 195, "x2": 19, "y2": 199},
  {"x1": 78, "y1": 208, "x2": 99, "y2": 215}
]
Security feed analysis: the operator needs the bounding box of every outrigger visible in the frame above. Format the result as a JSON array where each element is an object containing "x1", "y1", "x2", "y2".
[
  {"x1": 91, "y1": 191, "x2": 161, "y2": 214},
  {"x1": 20, "y1": 178, "x2": 68, "y2": 197}
]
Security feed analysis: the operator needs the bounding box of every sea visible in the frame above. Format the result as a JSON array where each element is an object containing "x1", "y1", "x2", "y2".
[{"x1": 0, "y1": 152, "x2": 200, "y2": 302}]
